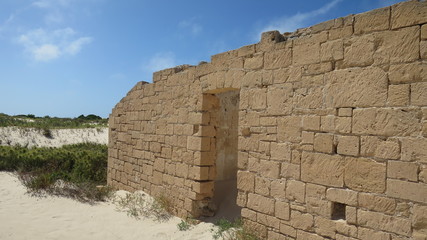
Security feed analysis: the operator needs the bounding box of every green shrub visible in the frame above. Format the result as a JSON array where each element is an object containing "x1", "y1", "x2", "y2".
[
  {"x1": 42, "y1": 128, "x2": 53, "y2": 138},
  {"x1": 211, "y1": 218, "x2": 259, "y2": 240},
  {"x1": 0, "y1": 113, "x2": 108, "y2": 129},
  {"x1": 114, "y1": 192, "x2": 172, "y2": 222},
  {"x1": 0, "y1": 143, "x2": 110, "y2": 202},
  {"x1": 177, "y1": 219, "x2": 192, "y2": 231}
]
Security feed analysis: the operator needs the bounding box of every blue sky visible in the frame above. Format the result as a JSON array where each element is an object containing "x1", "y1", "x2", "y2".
[{"x1": 0, "y1": 0, "x2": 403, "y2": 118}]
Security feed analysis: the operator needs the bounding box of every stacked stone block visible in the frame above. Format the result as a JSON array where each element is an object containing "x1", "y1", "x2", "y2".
[{"x1": 109, "y1": 1, "x2": 427, "y2": 239}]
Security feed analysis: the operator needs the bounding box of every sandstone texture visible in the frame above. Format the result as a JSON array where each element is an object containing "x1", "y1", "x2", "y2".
[{"x1": 109, "y1": 1, "x2": 427, "y2": 239}]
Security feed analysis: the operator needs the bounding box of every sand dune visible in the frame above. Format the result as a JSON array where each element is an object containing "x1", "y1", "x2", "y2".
[
  {"x1": 0, "y1": 172, "x2": 215, "y2": 240},
  {"x1": 0, "y1": 127, "x2": 108, "y2": 148}
]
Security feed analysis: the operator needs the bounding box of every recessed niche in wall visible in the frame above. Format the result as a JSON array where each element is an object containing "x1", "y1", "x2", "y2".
[{"x1": 331, "y1": 202, "x2": 346, "y2": 220}]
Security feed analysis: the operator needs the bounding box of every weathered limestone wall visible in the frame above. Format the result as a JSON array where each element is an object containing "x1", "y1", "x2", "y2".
[{"x1": 109, "y1": 0, "x2": 427, "y2": 239}]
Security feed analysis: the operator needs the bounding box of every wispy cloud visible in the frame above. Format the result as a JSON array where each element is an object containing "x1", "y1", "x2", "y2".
[
  {"x1": 256, "y1": 0, "x2": 342, "y2": 39},
  {"x1": 144, "y1": 52, "x2": 177, "y2": 72},
  {"x1": 178, "y1": 18, "x2": 203, "y2": 36},
  {"x1": 18, "y1": 28, "x2": 93, "y2": 62},
  {"x1": 0, "y1": 14, "x2": 15, "y2": 34},
  {"x1": 32, "y1": 0, "x2": 72, "y2": 9},
  {"x1": 32, "y1": 0, "x2": 74, "y2": 24}
]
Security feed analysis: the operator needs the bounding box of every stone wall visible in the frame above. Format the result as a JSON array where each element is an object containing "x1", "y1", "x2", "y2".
[{"x1": 108, "y1": 0, "x2": 427, "y2": 239}]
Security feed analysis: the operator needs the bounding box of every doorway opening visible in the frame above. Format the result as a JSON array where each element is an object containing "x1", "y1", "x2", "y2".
[{"x1": 202, "y1": 88, "x2": 241, "y2": 222}]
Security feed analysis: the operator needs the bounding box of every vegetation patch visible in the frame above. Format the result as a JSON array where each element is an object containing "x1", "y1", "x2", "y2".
[
  {"x1": 0, "y1": 143, "x2": 111, "y2": 202},
  {"x1": 114, "y1": 192, "x2": 172, "y2": 222},
  {"x1": 177, "y1": 217, "x2": 198, "y2": 231},
  {"x1": 211, "y1": 218, "x2": 259, "y2": 240},
  {"x1": 0, "y1": 113, "x2": 108, "y2": 129}
]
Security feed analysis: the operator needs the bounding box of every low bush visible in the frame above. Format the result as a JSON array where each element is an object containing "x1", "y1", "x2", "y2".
[
  {"x1": 211, "y1": 218, "x2": 259, "y2": 240},
  {"x1": 114, "y1": 192, "x2": 172, "y2": 222},
  {"x1": 0, "y1": 143, "x2": 111, "y2": 202},
  {"x1": 0, "y1": 113, "x2": 108, "y2": 129}
]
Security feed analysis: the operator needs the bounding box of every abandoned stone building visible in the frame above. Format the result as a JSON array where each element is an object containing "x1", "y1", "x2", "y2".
[{"x1": 108, "y1": 0, "x2": 427, "y2": 239}]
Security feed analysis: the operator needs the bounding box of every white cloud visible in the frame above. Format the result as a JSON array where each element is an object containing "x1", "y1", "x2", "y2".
[
  {"x1": 64, "y1": 37, "x2": 93, "y2": 55},
  {"x1": 144, "y1": 52, "x2": 177, "y2": 72},
  {"x1": 44, "y1": 11, "x2": 64, "y2": 24},
  {"x1": 33, "y1": 44, "x2": 60, "y2": 61},
  {"x1": 32, "y1": 0, "x2": 72, "y2": 9},
  {"x1": 257, "y1": 0, "x2": 342, "y2": 38},
  {"x1": 0, "y1": 14, "x2": 15, "y2": 34},
  {"x1": 32, "y1": 0, "x2": 73, "y2": 25},
  {"x1": 17, "y1": 28, "x2": 92, "y2": 62},
  {"x1": 179, "y1": 18, "x2": 203, "y2": 36}
]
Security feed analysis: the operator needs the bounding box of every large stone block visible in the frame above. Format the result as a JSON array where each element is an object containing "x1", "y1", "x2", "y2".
[
  {"x1": 285, "y1": 180, "x2": 305, "y2": 203},
  {"x1": 281, "y1": 162, "x2": 300, "y2": 180},
  {"x1": 389, "y1": 62, "x2": 427, "y2": 84},
  {"x1": 358, "y1": 193, "x2": 396, "y2": 215},
  {"x1": 357, "y1": 227, "x2": 390, "y2": 240},
  {"x1": 290, "y1": 211, "x2": 314, "y2": 231},
  {"x1": 293, "y1": 39, "x2": 320, "y2": 66},
  {"x1": 244, "y1": 53, "x2": 264, "y2": 70},
  {"x1": 297, "y1": 230, "x2": 326, "y2": 240},
  {"x1": 302, "y1": 116, "x2": 320, "y2": 131},
  {"x1": 278, "y1": 116, "x2": 302, "y2": 143},
  {"x1": 247, "y1": 193, "x2": 275, "y2": 215},
  {"x1": 279, "y1": 223, "x2": 296, "y2": 238},
  {"x1": 306, "y1": 184, "x2": 330, "y2": 217},
  {"x1": 320, "y1": 39, "x2": 344, "y2": 62},
  {"x1": 388, "y1": 161, "x2": 418, "y2": 181},
  {"x1": 391, "y1": 0, "x2": 427, "y2": 29},
  {"x1": 270, "y1": 142, "x2": 291, "y2": 161},
  {"x1": 301, "y1": 152, "x2": 345, "y2": 187},
  {"x1": 344, "y1": 157, "x2": 386, "y2": 193},
  {"x1": 326, "y1": 188, "x2": 357, "y2": 206},
  {"x1": 313, "y1": 133, "x2": 334, "y2": 154},
  {"x1": 342, "y1": 34, "x2": 375, "y2": 68},
  {"x1": 264, "y1": 48, "x2": 292, "y2": 69},
  {"x1": 314, "y1": 216, "x2": 336, "y2": 238},
  {"x1": 275, "y1": 200, "x2": 290, "y2": 220},
  {"x1": 237, "y1": 170, "x2": 255, "y2": 192},
  {"x1": 293, "y1": 87, "x2": 324, "y2": 109},
  {"x1": 374, "y1": 139, "x2": 401, "y2": 160},
  {"x1": 388, "y1": 84, "x2": 410, "y2": 106},
  {"x1": 266, "y1": 85, "x2": 293, "y2": 115},
  {"x1": 413, "y1": 204, "x2": 427, "y2": 234},
  {"x1": 325, "y1": 67, "x2": 388, "y2": 108},
  {"x1": 337, "y1": 135, "x2": 359, "y2": 156},
  {"x1": 358, "y1": 209, "x2": 411, "y2": 236},
  {"x1": 241, "y1": 88, "x2": 267, "y2": 110},
  {"x1": 335, "y1": 222, "x2": 357, "y2": 239},
  {"x1": 386, "y1": 179, "x2": 427, "y2": 203},
  {"x1": 412, "y1": 82, "x2": 427, "y2": 106},
  {"x1": 353, "y1": 108, "x2": 422, "y2": 137},
  {"x1": 374, "y1": 26, "x2": 419, "y2": 65},
  {"x1": 257, "y1": 212, "x2": 280, "y2": 230},
  {"x1": 354, "y1": 7, "x2": 390, "y2": 35},
  {"x1": 401, "y1": 138, "x2": 427, "y2": 163},
  {"x1": 271, "y1": 179, "x2": 287, "y2": 199},
  {"x1": 259, "y1": 160, "x2": 280, "y2": 179},
  {"x1": 187, "y1": 136, "x2": 211, "y2": 151},
  {"x1": 255, "y1": 176, "x2": 271, "y2": 196},
  {"x1": 329, "y1": 25, "x2": 353, "y2": 40},
  {"x1": 241, "y1": 208, "x2": 256, "y2": 221}
]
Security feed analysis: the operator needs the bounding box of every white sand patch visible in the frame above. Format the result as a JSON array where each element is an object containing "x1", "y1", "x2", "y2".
[
  {"x1": 0, "y1": 172, "x2": 215, "y2": 240},
  {"x1": 0, "y1": 127, "x2": 108, "y2": 148}
]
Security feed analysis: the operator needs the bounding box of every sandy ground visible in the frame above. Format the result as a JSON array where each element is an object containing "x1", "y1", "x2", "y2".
[
  {"x1": 0, "y1": 172, "x2": 215, "y2": 240},
  {"x1": 0, "y1": 127, "x2": 108, "y2": 148}
]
